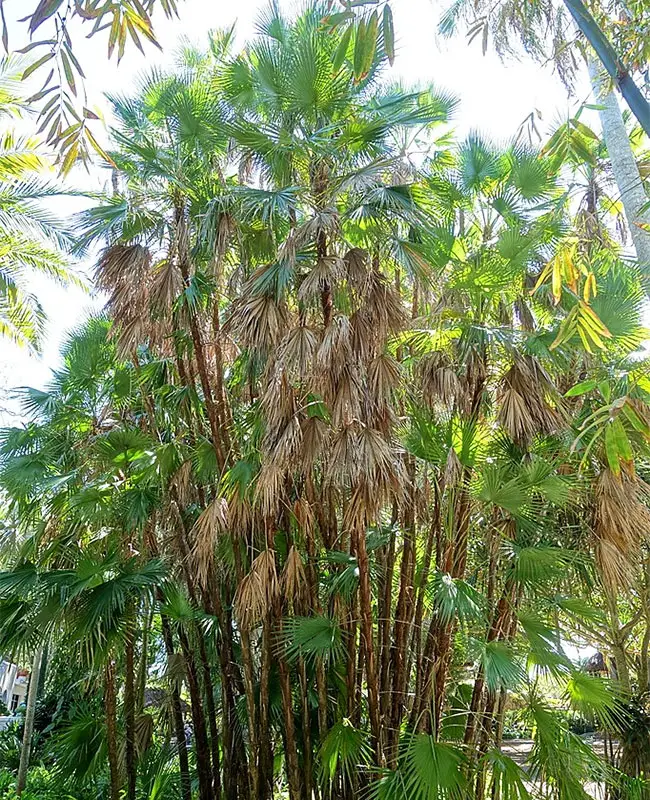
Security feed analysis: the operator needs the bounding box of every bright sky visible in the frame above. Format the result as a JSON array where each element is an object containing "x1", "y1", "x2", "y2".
[{"x1": 0, "y1": 0, "x2": 593, "y2": 417}]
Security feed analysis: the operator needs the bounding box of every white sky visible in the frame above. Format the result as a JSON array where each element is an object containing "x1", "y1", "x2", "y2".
[{"x1": 0, "y1": 0, "x2": 594, "y2": 415}]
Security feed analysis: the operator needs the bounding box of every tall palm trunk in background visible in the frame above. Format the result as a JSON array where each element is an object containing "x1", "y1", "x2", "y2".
[
  {"x1": 588, "y1": 59, "x2": 650, "y2": 271},
  {"x1": 16, "y1": 644, "x2": 43, "y2": 796},
  {"x1": 104, "y1": 657, "x2": 121, "y2": 800}
]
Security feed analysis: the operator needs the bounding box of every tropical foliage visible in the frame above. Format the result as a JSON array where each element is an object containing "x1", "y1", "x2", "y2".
[
  {"x1": 1, "y1": 3, "x2": 650, "y2": 800},
  {"x1": 0, "y1": 56, "x2": 77, "y2": 348}
]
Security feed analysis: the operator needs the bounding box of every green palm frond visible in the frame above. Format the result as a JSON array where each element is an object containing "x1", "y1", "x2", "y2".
[{"x1": 281, "y1": 614, "x2": 345, "y2": 664}]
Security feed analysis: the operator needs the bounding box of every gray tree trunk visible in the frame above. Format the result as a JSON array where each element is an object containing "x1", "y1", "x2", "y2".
[
  {"x1": 588, "y1": 58, "x2": 650, "y2": 272},
  {"x1": 16, "y1": 644, "x2": 43, "y2": 795}
]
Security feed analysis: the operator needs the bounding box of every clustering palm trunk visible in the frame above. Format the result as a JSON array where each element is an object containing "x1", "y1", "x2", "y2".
[{"x1": 4, "y1": 6, "x2": 650, "y2": 800}]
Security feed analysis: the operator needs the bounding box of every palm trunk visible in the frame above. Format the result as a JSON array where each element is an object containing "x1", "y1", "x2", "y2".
[
  {"x1": 16, "y1": 644, "x2": 43, "y2": 796},
  {"x1": 178, "y1": 626, "x2": 213, "y2": 800},
  {"x1": 104, "y1": 656, "x2": 121, "y2": 800},
  {"x1": 352, "y1": 524, "x2": 382, "y2": 766},
  {"x1": 125, "y1": 622, "x2": 137, "y2": 800},
  {"x1": 588, "y1": 58, "x2": 650, "y2": 271},
  {"x1": 160, "y1": 614, "x2": 192, "y2": 800}
]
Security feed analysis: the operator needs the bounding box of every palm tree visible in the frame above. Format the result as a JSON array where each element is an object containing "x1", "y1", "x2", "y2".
[{"x1": 2, "y1": 5, "x2": 650, "y2": 800}]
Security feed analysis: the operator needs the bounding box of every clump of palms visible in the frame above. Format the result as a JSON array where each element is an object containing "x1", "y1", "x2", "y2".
[{"x1": 0, "y1": 4, "x2": 649, "y2": 800}]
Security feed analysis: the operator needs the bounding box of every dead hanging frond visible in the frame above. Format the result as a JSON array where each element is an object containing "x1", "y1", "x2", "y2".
[
  {"x1": 368, "y1": 352, "x2": 402, "y2": 409},
  {"x1": 297, "y1": 257, "x2": 344, "y2": 303},
  {"x1": 282, "y1": 546, "x2": 308, "y2": 610},
  {"x1": 234, "y1": 549, "x2": 279, "y2": 630},
  {"x1": 96, "y1": 243, "x2": 152, "y2": 297},
  {"x1": 317, "y1": 313, "x2": 352, "y2": 372},
  {"x1": 327, "y1": 423, "x2": 361, "y2": 487},
  {"x1": 330, "y1": 363, "x2": 362, "y2": 428},
  {"x1": 442, "y1": 446, "x2": 463, "y2": 491},
  {"x1": 419, "y1": 351, "x2": 461, "y2": 409},
  {"x1": 96, "y1": 243, "x2": 154, "y2": 357},
  {"x1": 294, "y1": 208, "x2": 340, "y2": 247},
  {"x1": 344, "y1": 247, "x2": 370, "y2": 292},
  {"x1": 150, "y1": 259, "x2": 183, "y2": 312},
  {"x1": 299, "y1": 415, "x2": 328, "y2": 472},
  {"x1": 363, "y1": 270, "x2": 406, "y2": 340},
  {"x1": 497, "y1": 355, "x2": 564, "y2": 446},
  {"x1": 170, "y1": 460, "x2": 193, "y2": 509},
  {"x1": 191, "y1": 496, "x2": 228, "y2": 588},
  {"x1": 261, "y1": 368, "x2": 297, "y2": 440},
  {"x1": 594, "y1": 469, "x2": 650, "y2": 591},
  {"x1": 293, "y1": 497, "x2": 314, "y2": 537},
  {"x1": 266, "y1": 415, "x2": 303, "y2": 474},
  {"x1": 276, "y1": 324, "x2": 318, "y2": 380},
  {"x1": 227, "y1": 293, "x2": 288, "y2": 352},
  {"x1": 357, "y1": 426, "x2": 404, "y2": 502},
  {"x1": 255, "y1": 461, "x2": 288, "y2": 519}
]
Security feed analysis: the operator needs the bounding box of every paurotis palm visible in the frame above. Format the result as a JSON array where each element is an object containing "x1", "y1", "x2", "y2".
[{"x1": 2, "y1": 3, "x2": 650, "y2": 800}]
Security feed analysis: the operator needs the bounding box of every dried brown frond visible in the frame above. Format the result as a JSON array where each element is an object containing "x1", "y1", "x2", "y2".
[
  {"x1": 330, "y1": 364, "x2": 362, "y2": 428},
  {"x1": 327, "y1": 423, "x2": 361, "y2": 486},
  {"x1": 344, "y1": 247, "x2": 370, "y2": 291},
  {"x1": 368, "y1": 353, "x2": 401, "y2": 408},
  {"x1": 294, "y1": 208, "x2": 340, "y2": 247},
  {"x1": 282, "y1": 545, "x2": 308, "y2": 610},
  {"x1": 191, "y1": 496, "x2": 228, "y2": 588},
  {"x1": 113, "y1": 317, "x2": 147, "y2": 359},
  {"x1": 497, "y1": 355, "x2": 564, "y2": 446},
  {"x1": 317, "y1": 314, "x2": 352, "y2": 371},
  {"x1": 227, "y1": 492, "x2": 253, "y2": 537},
  {"x1": 234, "y1": 549, "x2": 279, "y2": 630},
  {"x1": 261, "y1": 367, "x2": 296, "y2": 423},
  {"x1": 276, "y1": 325, "x2": 318, "y2": 380},
  {"x1": 170, "y1": 460, "x2": 193, "y2": 509},
  {"x1": 299, "y1": 415, "x2": 328, "y2": 471},
  {"x1": 357, "y1": 426, "x2": 404, "y2": 503},
  {"x1": 293, "y1": 497, "x2": 314, "y2": 536},
  {"x1": 96, "y1": 243, "x2": 152, "y2": 296},
  {"x1": 227, "y1": 294, "x2": 288, "y2": 351},
  {"x1": 442, "y1": 446, "x2": 463, "y2": 490},
  {"x1": 363, "y1": 270, "x2": 407, "y2": 340},
  {"x1": 150, "y1": 260, "x2": 183, "y2": 312},
  {"x1": 268, "y1": 416, "x2": 303, "y2": 472},
  {"x1": 214, "y1": 212, "x2": 236, "y2": 267},
  {"x1": 594, "y1": 469, "x2": 650, "y2": 591},
  {"x1": 255, "y1": 461, "x2": 287, "y2": 518},
  {"x1": 419, "y1": 351, "x2": 461, "y2": 409},
  {"x1": 297, "y1": 257, "x2": 344, "y2": 303}
]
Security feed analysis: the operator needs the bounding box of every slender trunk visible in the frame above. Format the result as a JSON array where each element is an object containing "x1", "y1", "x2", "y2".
[
  {"x1": 258, "y1": 620, "x2": 274, "y2": 800},
  {"x1": 104, "y1": 657, "x2": 121, "y2": 800},
  {"x1": 388, "y1": 495, "x2": 416, "y2": 754},
  {"x1": 198, "y1": 638, "x2": 222, "y2": 800},
  {"x1": 279, "y1": 653, "x2": 302, "y2": 800},
  {"x1": 352, "y1": 524, "x2": 382, "y2": 766},
  {"x1": 160, "y1": 615, "x2": 192, "y2": 800},
  {"x1": 233, "y1": 540, "x2": 260, "y2": 799},
  {"x1": 588, "y1": 58, "x2": 650, "y2": 271},
  {"x1": 178, "y1": 627, "x2": 213, "y2": 800},
  {"x1": 16, "y1": 644, "x2": 43, "y2": 796},
  {"x1": 125, "y1": 622, "x2": 137, "y2": 800}
]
